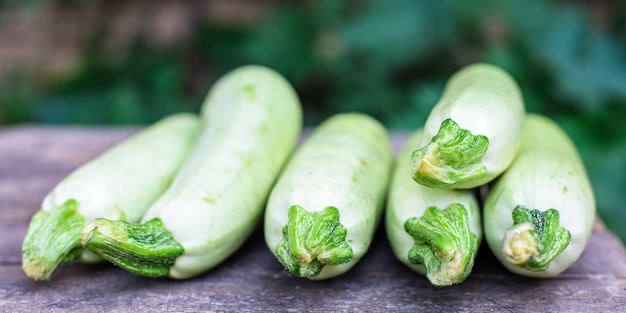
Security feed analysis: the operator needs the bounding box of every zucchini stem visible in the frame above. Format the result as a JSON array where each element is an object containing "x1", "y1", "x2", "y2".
[
  {"x1": 404, "y1": 203, "x2": 478, "y2": 286},
  {"x1": 502, "y1": 206, "x2": 571, "y2": 272},
  {"x1": 276, "y1": 206, "x2": 353, "y2": 278},
  {"x1": 81, "y1": 218, "x2": 184, "y2": 277},
  {"x1": 22, "y1": 199, "x2": 85, "y2": 280},
  {"x1": 412, "y1": 119, "x2": 489, "y2": 188}
]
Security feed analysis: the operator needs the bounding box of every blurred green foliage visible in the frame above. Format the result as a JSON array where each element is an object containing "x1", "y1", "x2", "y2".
[{"x1": 1, "y1": 0, "x2": 626, "y2": 243}]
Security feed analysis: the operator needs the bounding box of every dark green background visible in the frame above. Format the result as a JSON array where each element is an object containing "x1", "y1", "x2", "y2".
[{"x1": 1, "y1": 0, "x2": 625, "y2": 243}]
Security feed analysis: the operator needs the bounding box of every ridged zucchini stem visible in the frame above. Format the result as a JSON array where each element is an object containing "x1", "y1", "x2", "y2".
[
  {"x1": 276, "y1": 205, "x2": 353, "y2": 278},
  {"x1": 81, "y1": 218, "x2": 184, "y2": 277},
  {"x1": 412, "y1": 119, "x2": 489, "y2": 189},
  {"x1": 502, "y1": 206, "x2": 571, "y2": 272},
  {"x1": 22, "y1": 199, "x2": 85, "y2": 280},
  {"x1": 404, "y1": 203, "x2": 478, "y2": 286}
]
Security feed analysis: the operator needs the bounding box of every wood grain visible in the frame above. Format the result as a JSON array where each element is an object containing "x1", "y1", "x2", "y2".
[{"x1": 1, "y1": 125, "x2": 625, "y2": 312}]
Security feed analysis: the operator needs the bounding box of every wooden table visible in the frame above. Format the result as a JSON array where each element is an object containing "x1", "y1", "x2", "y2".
[{"x1": 1, "y1": 125, "x2": 625, "y2": 312}]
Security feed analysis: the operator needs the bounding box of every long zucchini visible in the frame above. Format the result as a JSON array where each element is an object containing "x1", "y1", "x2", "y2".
[
  {"x1": 264, "y1": 112, "x2": 392, "y2": 280},
  {"x1": 411, "y1": 63, "x2": 525, "y2": 189},
  {"x1": 483, "y1": 113, "x2": 595, "y2": 277},
  {"x1": 22, "y1": 113, "x2": 200, "y2": 280}
]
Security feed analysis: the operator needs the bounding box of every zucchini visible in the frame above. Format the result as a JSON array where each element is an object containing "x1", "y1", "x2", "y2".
[
  {"x1": 411, "y1": 63, "x2": 525, "y2": 189},
  {"x1": 386, "y1": 129, "x2": 482, "y2": 286},
  {"x1": 22, "y1": 113, "x2": 200, "y2": 280},
  {"x1": 81, "y1": 65, "x2": 303, "y2": 279},
  {"x1": 264, "y1": 112, "x2": 392, "y2": 280},
  {"x1": 483, "y1": 113, "x2": 595, "y2": 277}
]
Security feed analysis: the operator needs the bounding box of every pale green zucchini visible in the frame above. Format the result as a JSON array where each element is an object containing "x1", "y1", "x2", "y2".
[
  {"x1": 264, "y1": 112, "x2": 392, "y2": 280},
  {"x1": 22, "y1": 113, "x2": 200, "y2": 280},
  {"x1": 81, "y1": 65, "x2": 303, "y2": 279},
  {"x1": 483, "y1": 113, "x2": 595, "y2": 277},
  {"x1": 411, "y1": 63, "x2": 525, "y2": 189},
  {"x1": 386, "y1": 129, "x2": 482, "y2": 286}
]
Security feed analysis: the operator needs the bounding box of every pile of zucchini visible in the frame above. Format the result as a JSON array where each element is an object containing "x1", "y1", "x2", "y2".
[
  {"x1": 22, "y1": 63, "x2": 595, "y2": 288},
  {"x1": 387, "y1": 63, "x2": 594, "y2": 286}
]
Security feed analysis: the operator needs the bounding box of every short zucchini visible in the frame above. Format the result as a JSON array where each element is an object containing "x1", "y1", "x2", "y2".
[
  {"x1": 483, "y1": 113, "x2": 595, "y2": 277},
  {"x1": 81, "y1": 65, "x2": 302, "y2": 279},
  {"x1": 22, "y1": 113, "x2": 200, "y2": 280},
  {"x1": 411, "y1": 63, "x2": 525, "y2": 189},
  {"x1": 386, "y1": 128, "x2": 482, "y2": 286},
  {"x1": 264, "y1": 112, "x2": 392, "y2": 280}
]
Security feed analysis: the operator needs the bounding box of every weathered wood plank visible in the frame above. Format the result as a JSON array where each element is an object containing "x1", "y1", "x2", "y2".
[
  {"x1": 2, "y1": 225, "x2": 625, "y2": 312},
  {"x1": 1, "y1": 125, "x2": 625, "y2": 312}
]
